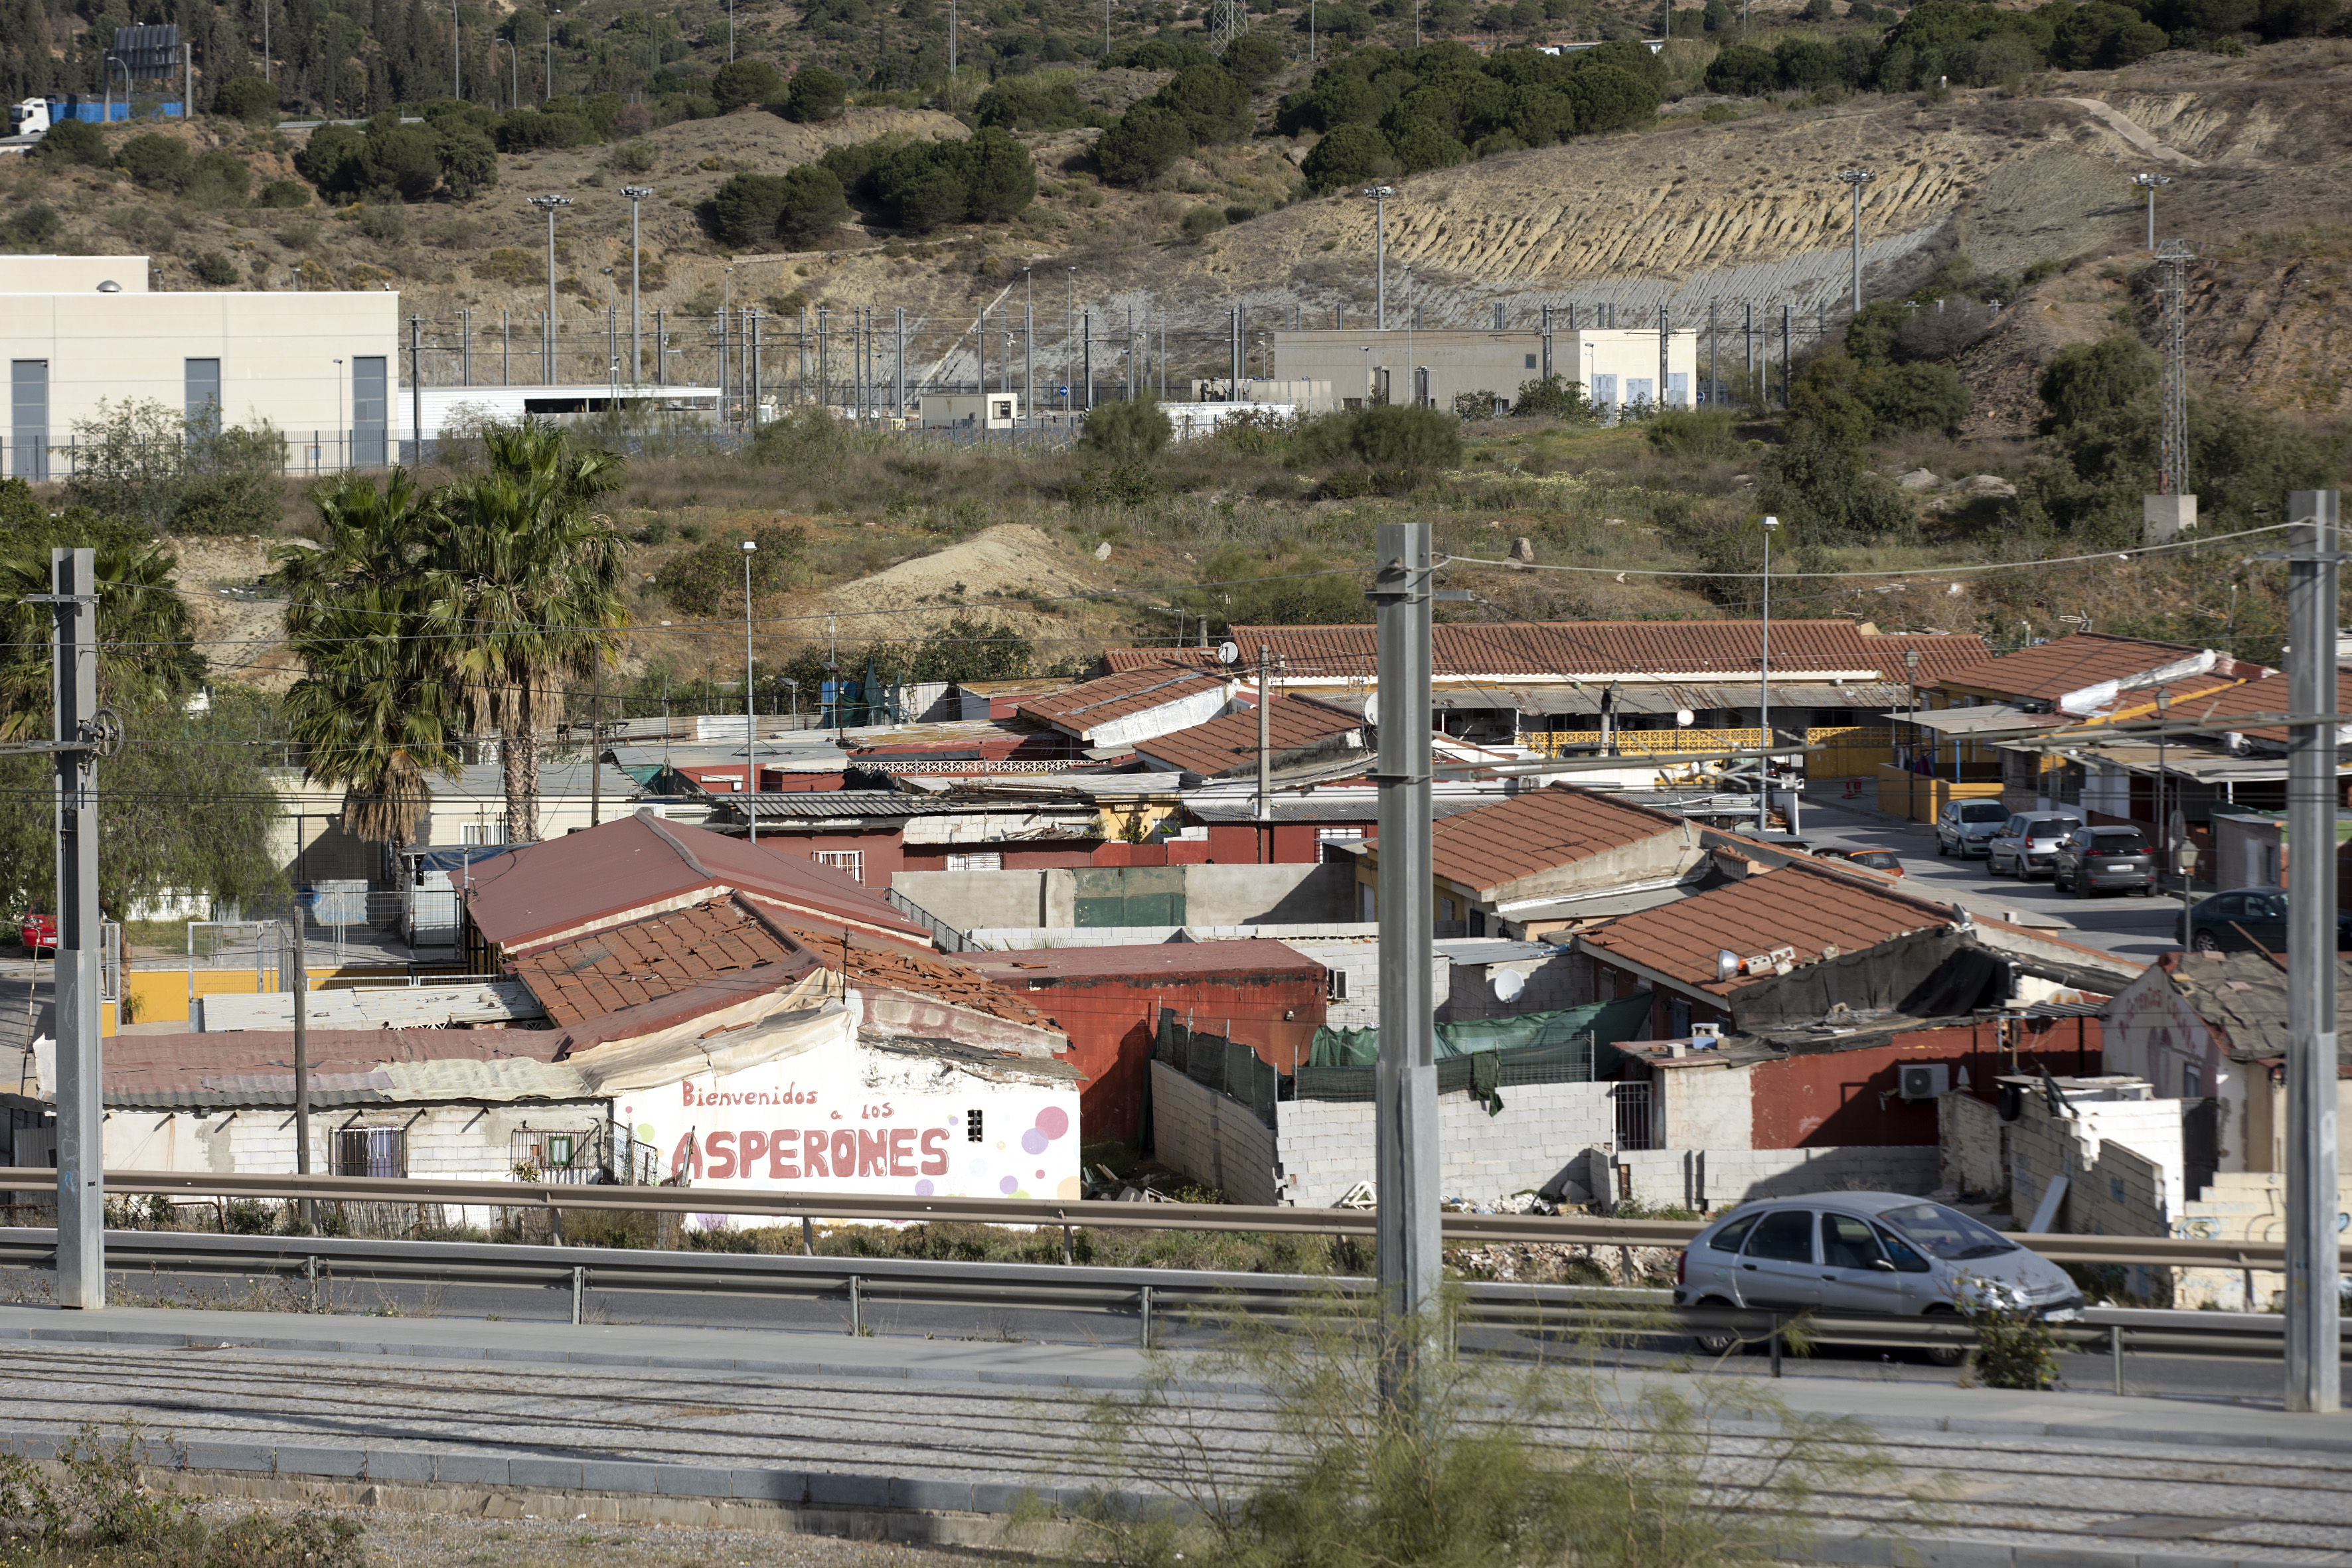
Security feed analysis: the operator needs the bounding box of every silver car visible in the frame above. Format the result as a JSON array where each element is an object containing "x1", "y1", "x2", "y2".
[
  {"x1": 1986, "y1": 810, "x2": 2084, "y2": 880},
  {"x1": 1674, "y1": 1192, "x2": 2082, "y2": 1364}
]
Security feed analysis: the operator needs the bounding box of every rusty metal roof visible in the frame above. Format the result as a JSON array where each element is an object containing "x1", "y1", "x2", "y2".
[
  {"x1": 1133, "y1": 694, "x2": 1366, "y2": 779},
  {"x1": 510, "y1": 898, "x2": 808, "y2": 1028},
  {"x1": 2159, "y1": 668, "x2": 2352, "y2": 747},
  {"x1": 1577, "y1": 860, "x2": 1956, "y2": 994},
  {"x1": 781, "y1": 926, "x2": 1053, "y2": 1027},
  {"x1": 1099, "y1": 647, "x2": 1225, "y2": 674},
  {"x1": 79, "y1": 1028, "x2": 575, "y2": 1108},
  {"x1": 1208, "y1": 621, "x2": 1989, "y2": 683},
  {"x1": 463, "y1": 808, "x2": 932, "y2": 957},
  {"x1": 966, "y1": 939, "x2": 1325, "y2": 983},
  {"x1": 1015, "y1": 664, "x2": 1231, "y2": 738},
  {"x1": 1427, "y1": 787, "x2": 1688, "y2": 898}
]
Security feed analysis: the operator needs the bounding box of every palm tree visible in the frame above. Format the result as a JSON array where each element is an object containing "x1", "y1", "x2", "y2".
[
  {"x1": 428, "y1": 421, "x2": 628, "y2": 843},
  {"x1": 277, "y1": 470, "x2": 461, "y2": 846},
  {"x1": 0, "y1": 536, "x2": 204, "y2": 741}
]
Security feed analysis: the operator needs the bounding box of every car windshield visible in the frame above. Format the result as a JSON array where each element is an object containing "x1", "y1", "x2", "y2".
[
  {"x1": 2092, "y1": 831, "x2": 2148, "y2": 852},
  {"x1": 1854, "y1": 852, "x2": 1900, "y2": 868},
  {"x1": 1959, "y1": 803, "x2": 2007, "y2": 823},
  {"x1": 1875, "y1": 1201, "x2": 2017, "y2": 1261}
]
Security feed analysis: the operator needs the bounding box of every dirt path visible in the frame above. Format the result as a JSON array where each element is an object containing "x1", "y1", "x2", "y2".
[{"x1": 2055, "y1": 97, "x2": 2206, "y2": 169}]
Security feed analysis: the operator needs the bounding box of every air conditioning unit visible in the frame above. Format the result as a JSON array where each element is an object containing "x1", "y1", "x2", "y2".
[{"x1": 1897, "y1": 1063, "x2": 1950, "y2": 1101}]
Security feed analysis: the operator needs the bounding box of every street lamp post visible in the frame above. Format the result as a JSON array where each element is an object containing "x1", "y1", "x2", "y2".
[
  {"x1": 742, "y1": 538, "x2": 758, "y2": 843},
  {"x1": 453, "y1": 0, "x2": 461, "y2": 100},
  {"x1": 528, "y1": 195, "x2": 572, "y2": 384},
  {"x1": 1065, "y1": 266, "x2": 1077, "y2": 423},
  {"x1": 332, "y1": 358, "x2": 343, "y2": 469},
  {"x1": 621, "y1": 185, "x2": 653, "y2": 383},
  {"x1": 2132, "y1": 173, "x2": 2171, "y2": 254},
  {"x1": 1362, "y1": 186, "x2": 1397, "y2": 331},
  {"x1": 1758, "y1": 513, "x2": 1778, "y2": 836},
  {"x1": 1836, "y1": 169, "x2": 1874, "y2": 314}
]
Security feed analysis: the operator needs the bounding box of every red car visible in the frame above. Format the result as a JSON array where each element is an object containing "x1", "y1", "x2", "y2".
[
  {"x1": 1818, "y1": 847, "x2": 1905, "y2": 877},
  {"x1": 18, "y1": 910, "x2": 54, "y2": 953}
]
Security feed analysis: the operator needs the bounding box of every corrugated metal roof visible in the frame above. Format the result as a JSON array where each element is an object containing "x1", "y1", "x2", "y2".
[
  {"x1": 1427, "y1": 787, "x2": 1687, "y2": 898},
  {"x1": 376, "y1": 1058, "x2": 592, "y2": 1100},
  {"x1": 1431, "y1": 938, "x2": 1557, "y2": 966},
  {"x1": 2157, "y1": 668, "x2": 2352, "y2": 747},
  {"x1": 199, "y1": 980, "x2": 542, "y2": 1032},
  {"x1": 66, "y1": 1028, "x2": 572, "y2": 1107},
  {"x1": 721, "y1": 792, "x2": 938, "y2": 820},
  {"x1": 1577, "y1": 860, "x2": 1955, "y2": 992},
  {"x1": 1182, "y1": 795, "x2": 1497, "y2": 824},
  {"x1": 463, "y1": 809, "x2": 933, "y2": 955},
  {"x1": 1133, "y1": 694, "x2": 1366, "y2": 778}
]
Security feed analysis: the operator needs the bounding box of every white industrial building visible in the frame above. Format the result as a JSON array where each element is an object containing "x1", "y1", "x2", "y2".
[{"x1": 1271, "y1": 327, "x2": 1700, "y2": 416}]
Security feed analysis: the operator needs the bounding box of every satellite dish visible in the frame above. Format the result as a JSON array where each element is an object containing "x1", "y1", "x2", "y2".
[
  {"x1": 1676, "y1": 708, "x2": 1695, "y2": 728},
  {"x1": 1217, "y1": 640, "x2": 1241, "y2": 664},
  {"x1": 1492, "y1": 968, "x2": 1526, "y2": 1002},
  {"x1": 1361, "y1": 690, "x2": 1381, "y2": 726}
]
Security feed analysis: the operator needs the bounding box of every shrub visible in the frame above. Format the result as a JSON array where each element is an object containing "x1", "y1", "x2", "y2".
[
  {"x1": 191, "y1": 251, "x2": 240, "y2": 285},
  {"x1": 1096, "y1": 103, "x2": 1196, "y2": 184},
  {"x1": 1862, "y1": 360, "x2": 1971, "y2": 434},
  {"x1": 975, "y1": 73, "x2": 1096, "y2": 131},
  {"x1": 256, "y1": 177, "x2": 311, "y2": 208},
  {"x1": 1645, "y1": 406, "x2": 1739, "y2": 456},
  {"x1": 1300, "y1": 121, "x2": 1393, "y2": 193},
  {"x1": 33, "y1": 117, "x2": 106, "y2": 166},
  {"x1": 493, "y1": 107, "x2": 595, "y2": 151},
  {"x1": 959, "y1": 126, "x2": 1037, "y2": 220},
  {"x1": 118, "y1": 133, "x2": 189, "y2": 190},
  {"x1": 473, "y1": 246, "x2": 539, "y2": 284},
  {"x1": 1513, "y1": 372, "x2": 1593, "y2": 422},
  {"x1": 1221, "y1": 31, "x2": 1287, "y2": 83},
  {"x1": 654, "y1": 521, "x2": 808, "y2": 614},
  {"x1": 876, "y1": 144, "x2": 969, "y2": 232},
  {"x1": 4, "y1": 202, "x2": 62, "y2": 249},
  {"x1": 2048, "y1": 0, "x2": 2168, "y2": 66},
  {"x1": 436, "y1": 126, "x2": 498, "y2": 199},
  {"x1": 711, "y1": 171, "x2": 791, "y2": 246},
  {"x1": 186, "y1": 147, "x2": 251, "y2": 200},
  {"x1": 1300, "y1": 403, "x2": 1462, "y2": 469},
  {"x1": 785, "y1": 65, "x2": 848, "y2": 121},
  {"x1": 777, "y1": 163, "x2": 851, "y2": 245},
  {"x1": 611, "y1": 138, "x2": 657, "y2": 173},
  {"x1": 1158, "y1": 64, "x2": 1257, "y2": 144},
  {"x1": 1181, "y1": 203, "x2": 1229, "y2": 240},
  {"x1": 1080, "y1": 397, "x2": 1175, "y2": 463},
  {"x1": 712, "y1": 56, "x2": 782, "y2": 111},
  {"x1": 2036, "y1": 335, "x2": 2155, "y2": 434},
  {"x1": 212, "y1": 74, "x2": 277, "y2": 121}
]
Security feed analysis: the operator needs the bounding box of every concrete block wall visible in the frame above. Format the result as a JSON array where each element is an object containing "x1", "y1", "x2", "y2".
[
  {"x1": 1273, "y1": 1080, "x2": 1612, "y2": 1208},
  {"x1": 1937, "y1": 1091, "x2": 2006, "y2": 1200},
  {"x1": 1442, "y1": 953, "x2": 1586, "y2": 1022},
  {"x1": 1148, "y1": 1061, "x2": 1279, "y2": 1206},
  {"x1": 1612, "y1": 1144, "x2": 1938, "y2": 1212},
  {"x1": 100, "y1": 1103, "x2": 607, "y2": 1184},
  {"x1": 2175, "y1": 1171, "x2": 2352, "y2": 1310},
  {"x1": 1659, "y1": 1065, "x2": 1751, "y2": 1154}
]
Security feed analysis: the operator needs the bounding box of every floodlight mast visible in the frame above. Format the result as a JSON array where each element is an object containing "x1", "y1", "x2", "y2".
[{"x1": 1836, "y1": 169, "x2": 1874, "y2": 313}]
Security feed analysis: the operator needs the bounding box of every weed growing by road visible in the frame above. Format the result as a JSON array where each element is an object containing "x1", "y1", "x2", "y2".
[{"x1": 1025, "y1": 1291, "x2": 1928, "y2": 1568}]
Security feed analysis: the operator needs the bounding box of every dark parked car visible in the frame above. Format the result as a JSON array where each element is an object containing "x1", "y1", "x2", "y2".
[
  {"x1": 2186, "y1": 888, "x2": 2352, "y2": 953},
  {"x1": 1986, "y1": 810, "x2": 2084, "y2": 879},
  {"x1": 1934, "y1": 799, "x2": 2011, "y2": 858},
  {"x1": 2053, "y1": 825, "x2": 2157, "y2": 897}
]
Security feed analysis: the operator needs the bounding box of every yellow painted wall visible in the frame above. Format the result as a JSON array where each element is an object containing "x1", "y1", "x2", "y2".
[
  {"x1": 1875, "y1": 765, "x2": 2006, "y2": 824},
  {"x1": 121, "y1": 967, "x2": 458, "y2": 1027}
]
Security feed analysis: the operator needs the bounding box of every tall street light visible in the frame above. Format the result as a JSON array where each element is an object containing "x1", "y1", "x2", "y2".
[
  {"x1": 1757, "y1": 513, "x2": 1778, "y2": 837},
  {"x1": 453, "y1": 0, "x2": 461, "y2": 99},
  {"x1": 621, "y1": 185, "x2": 653, "y2": 383},
  {"x1": 1836, "y1": 169, "x2": 1873, "y2": 314},
  {"x1": 1065, "y1": 265, "x2": 1077, "y2": 422},
  {"x1": 742, "y1": 538, "x2": 759, "y2": 844},
  {"x1": 1362, "y1": 185, "x2": 1396, "y2": 331},
  {"x1": 2132, "y1": 172, "x2": 2171, "y2": 254},
  {"x1": 529, "y1": 194, "x2": 572, "y2": 384}
]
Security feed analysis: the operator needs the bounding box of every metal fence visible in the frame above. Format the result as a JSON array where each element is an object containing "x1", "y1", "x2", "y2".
[{"x1": 1155, "y1": 1010, "x2": 1282, "y2": 1129}]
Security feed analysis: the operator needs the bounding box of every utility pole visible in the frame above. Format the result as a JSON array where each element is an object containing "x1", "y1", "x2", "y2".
[
  {"x1": 1368, "y1": 522, "x2": 1439, "y2": 1406},
  {"x1": 2132, "y1": 172, "x2": 2170, "y2": 254},
  {"x1": 292, "y1": 909, "x2": 313, "y2": 1231},
  {"x1": 2156, "y1": 240, "x2": 2194, "y2": 499},
  {"x1": 589, "y1": 654, "x2": 603, "y2": 827},
  {"x1": 408, "y1": 316, "x2": 424, "y2": 465},
  {"x1": 623, "y1": 186, "x2": 652, "y2": 383},
  {"x1": 529, "y1": 195, "x2": 572, "y2": 385},
  {"x1": 2282, "y1": 489, "x2": 2341, "y2": 1411},
  {"x1": 743, "y1": 538, "x2": 759, "y2": 842},
  {"x1": 46, "y1": 548, "x2": 103, "y2": 1309},
  {"x1": 1758, "y1": 514, "x2": 1776, "y2": 836},
  {"x1": 1836, "y1": 169, "x2": 1873, "y2": 313},
  {"x1": 1363, "y1": 186, "x2": 1396, "y2": 331},
  {"x1": 1255, "y1": 643, "x2": 1273, "y2": 845}
]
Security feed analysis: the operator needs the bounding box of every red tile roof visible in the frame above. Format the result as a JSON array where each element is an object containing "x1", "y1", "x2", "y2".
[
  {"x1": 1196, "y1": 621, "x2": 1989, "y2": 683},
  {"x1": 1427, "y1": 787, "x2": 1689, "y2": 898},
  {"x1": 782, "y1": 926, "x2": 1052, "y2": 1026},
  {"x1": 1100, "y1": 647, "x2": 1224, "y2": 674},
  {"x1": 1577, "y1": 859, "x2": 1956, "y2": 994},
  {"x1": 1014, "y1": 663, "x2": 1232, "y2": 740},
  {"x1": 1133, "y1": 694, "x2": 1366, "y2": 778},
  {"x1": 462, "y1": 809, "x2": 933, "y2": 958},
  {"x1": 1927, "y1": 633, "x2": 2262, "y2": 704}
]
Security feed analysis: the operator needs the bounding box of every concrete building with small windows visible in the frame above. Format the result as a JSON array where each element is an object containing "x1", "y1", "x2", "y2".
[
  {"x1": 919, "y1": 391, "x2": 1021, "y2": 429},
  {"x1": 0, "y1": 254, "x2": 402, "y2": 476},
  {"x1": 1271, "y1": 328, "x2": 1699, "y2": 415}
]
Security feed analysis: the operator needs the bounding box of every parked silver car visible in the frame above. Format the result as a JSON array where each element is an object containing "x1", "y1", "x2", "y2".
[
  {"x1": 1934, "y1": 799, "x2": 2011, "y2": 858},
  {"x1": 1985, "y1": 810, "x2": 2084, "y2": 880},
  {"x1": 1674, "y1": 1192, "x2": 2082, "y2": 1364}
]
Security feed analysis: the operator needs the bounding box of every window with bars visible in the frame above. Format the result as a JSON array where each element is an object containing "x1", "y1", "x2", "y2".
[
  {"x1": 511, "y1": 1127, "x2": 603, "y2": 1182},
  {"x1": 815, "y1": 850, "x2": 864, "y2": 884},
  {"x1": 946, "y1": 851, "x2": 1001, "y2": 872},
  {"x1": 335, "y1": 1127, "x2": 406, "y2": 1178},
  {"x1": 967, "y1": 1109, "x2": 984, "y2": 1143}
]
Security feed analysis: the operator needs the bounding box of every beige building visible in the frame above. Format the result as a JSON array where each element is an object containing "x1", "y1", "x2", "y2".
[
  {"x1": 2, "y1": 254, "x2": 402, "y2": 477},
  {"x1": 1272, "y1": 327, "x2": 1699, "y2": 416},
  {"x1": 918, "y1": 390, "x2": 1021, "y2": 429}
]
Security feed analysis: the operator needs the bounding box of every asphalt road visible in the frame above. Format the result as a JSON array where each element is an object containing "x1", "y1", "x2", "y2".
[{"x1": 1792, "y1": 793, "x2": 2182, "y2": 964}]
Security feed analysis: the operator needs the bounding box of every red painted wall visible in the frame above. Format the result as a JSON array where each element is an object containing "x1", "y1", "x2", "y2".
[
  {"x1": 1010, "y1": 971, "x2": 1327, "y2": 1146},
  {"x1": 1747, "y1": 1016, "x2": 2104, "y2": 1148},
  {"x1": 1202, "y1": 822, "x2": 1375, "y2": 864},
  {"x1": 753, "y1": 828, "x2": 907, "y2": 888}
]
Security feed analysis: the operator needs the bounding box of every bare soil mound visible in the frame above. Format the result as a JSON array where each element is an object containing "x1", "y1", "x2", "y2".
[{"x1": 805, "y1": 522, "x2": 1112, "y2": 641}]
